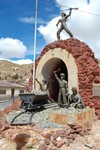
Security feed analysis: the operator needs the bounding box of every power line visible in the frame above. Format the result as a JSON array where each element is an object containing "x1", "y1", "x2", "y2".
[
  {"x1": 78, "y1": 9, "x2": 100, "y2": 17},
  {"x1": 58, "y1": 4, "x2": 100, "y2": 17}
]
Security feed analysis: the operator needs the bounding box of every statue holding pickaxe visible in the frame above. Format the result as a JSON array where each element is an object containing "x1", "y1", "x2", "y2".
[{"x1": 54, "y1": 68, "x2": 68, "y2": 107}]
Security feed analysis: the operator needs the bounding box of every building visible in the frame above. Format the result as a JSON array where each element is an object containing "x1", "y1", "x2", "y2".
[{"x1": 0, "y1": 80, "x2": 25, "y2": 100}]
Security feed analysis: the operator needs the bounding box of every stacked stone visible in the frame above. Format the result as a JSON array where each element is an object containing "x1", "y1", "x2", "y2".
[
  {"x1": 36, "y1": 38, "x2": 100, "y2": 119},
  {"x1": 0, "y1": 101, "x2": 93, "y2": 150},
  {"x1": 0, "y1": 120, "x2": 11, "y2": 135},
  {"x1": 37, "y1": 122, "x2": 91, "y2": 150}
]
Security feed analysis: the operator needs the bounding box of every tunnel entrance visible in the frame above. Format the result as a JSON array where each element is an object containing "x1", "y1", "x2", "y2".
[{"x1": 41, "y1": 58, "x2": 68, "y2": 101}]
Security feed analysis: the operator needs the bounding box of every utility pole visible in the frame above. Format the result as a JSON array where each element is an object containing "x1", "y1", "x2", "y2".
[
  {"x1": 32, "y1": 0, "x2": 38, "y2": 91},
  {"x1": 87, "y1": 0, "x2": 90, "y2": 4}
]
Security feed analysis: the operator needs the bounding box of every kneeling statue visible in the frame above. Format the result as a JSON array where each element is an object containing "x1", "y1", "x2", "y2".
[{"x1": 68, "y1": 87, "x2": 84, "y2": 109}]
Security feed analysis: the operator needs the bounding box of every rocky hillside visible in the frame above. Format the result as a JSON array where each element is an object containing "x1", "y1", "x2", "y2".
[
  {"x1": 0, "y1": 60, "x2": 33, "y2": 82},
  {"x1": 0, "y1": 58, "x2": 99, "y2": 82}
]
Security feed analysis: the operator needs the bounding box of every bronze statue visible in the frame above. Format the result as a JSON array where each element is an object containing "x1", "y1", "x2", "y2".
[
  {"x1": 35, "y1": 77, "x2": 54, "y2": 103},
  {"x1": 54, "y1": 70, "x2": 68, "y2": 107},
  {"x1": 35, "y1": 78, "x2": 48, "y2": 92},
  {"x1": 56, "y1": 8, "x2": 73, "y2": 40},
  {"x1": 68, "y1": 87, "x2": 84, "y2": 109}
]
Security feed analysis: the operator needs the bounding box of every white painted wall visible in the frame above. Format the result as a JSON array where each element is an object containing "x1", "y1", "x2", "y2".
[{"x1": 0, "y1": 87, "x2": 25, "y2": 98}]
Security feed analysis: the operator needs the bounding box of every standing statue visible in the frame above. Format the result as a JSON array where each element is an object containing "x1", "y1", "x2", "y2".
[
  {"x1": 35, "y1": 78, "x2": 48, "y2": 92},
  {"x1": 68, "y1": 87, "x2": 84, "y2": 109},
  {"x1": 35, "y1": 76, "x2": 54, "y2": 103},
  {"x1": 56, "y1": 8, "x2": 73, "y2": 40},
  {"x1": 54, "y1": 70, "x2": 68, "y2": 107}
]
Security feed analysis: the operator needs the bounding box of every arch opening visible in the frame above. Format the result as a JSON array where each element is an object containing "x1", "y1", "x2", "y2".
[{"x1": 41, "y1": 58, "x2": 68, "y2": 101}]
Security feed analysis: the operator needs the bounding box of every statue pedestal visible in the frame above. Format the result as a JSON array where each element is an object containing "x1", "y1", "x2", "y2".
[{"x1": 50, "y1": 107, "x2": 96, "y2": 125}]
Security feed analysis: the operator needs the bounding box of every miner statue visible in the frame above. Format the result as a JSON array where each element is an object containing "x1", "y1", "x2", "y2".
[
  {"x1": 35, "y1": 77, "x2": 54, "y2": 103},
  {"x1": 56, "y1": 8, "x2": 78, "y2": 40},
  {"x1": 54, "y1": 69, "x2": 68, "y2": 107},
  {"x1": 68, "y1": 87, "x2": 84, "y2": 109}
]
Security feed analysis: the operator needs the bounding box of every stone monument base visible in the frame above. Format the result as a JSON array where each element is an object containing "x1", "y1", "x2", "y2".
[{"x1": 50, "y1": 107, "x2": 96, "y2": 125}]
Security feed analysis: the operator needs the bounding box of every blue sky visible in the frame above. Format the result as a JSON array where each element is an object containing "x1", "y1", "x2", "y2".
[
  {"x1": 0, "y1": 0, "x2": 100, "y2": 64},
  {"x1": 0, "y1": 0, "x2": 59, "y2": 63}
]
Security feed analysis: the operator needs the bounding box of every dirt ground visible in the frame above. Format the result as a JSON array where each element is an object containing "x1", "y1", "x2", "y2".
[
  {"x1": 0, "y1": 120, "x2": 100, "y2": 150},
  {"x1": 0, "y1": 100, "x2": 100, "y2": 150}
]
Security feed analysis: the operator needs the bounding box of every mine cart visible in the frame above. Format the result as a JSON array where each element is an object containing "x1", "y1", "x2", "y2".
[{"x1": 19, "y1": 92, "x2": 48, "y2": 110}]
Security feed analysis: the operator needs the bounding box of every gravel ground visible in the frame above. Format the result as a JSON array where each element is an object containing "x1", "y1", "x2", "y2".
[{"x1": 5, "y1": 106, "x2": 91, "y2": 128}]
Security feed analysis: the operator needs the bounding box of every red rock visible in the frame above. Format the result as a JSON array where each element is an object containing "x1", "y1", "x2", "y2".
[
  {"x1": 79, "y1": 130, "x2": 87, "y2": 136},
  {"x1": 70, "y1": 129, "x2": 76, "y2": 134},
  {"x1": 14, "y1": 133, "x2": 30, "y2": 150},
  {"x1": 71, "y1": 133, "x2": 77, "y2": 140},
  {"x1": 72, "y1": 125, "x2": 82, "y2": 130},
  {"x1": 1, "y1": 123, "x2": 10, "y2": 132},
  {"x1": 52, "y1": 133, "x2": 59, "y2": 140},
  {"x1": 44, "y1": 139, "x2": 50, "y2": 145},
  {"x1": 56, "y1": 140, "x2": 66, "y2": 148},
  {"x1": 94, "y1": 76, "x2": 100, "y2": 83},
  {"x1": 52, "y1": 139, "x2": 57, "y2": 146},
  {"x1": 56, "y1": 130, "x2": 66, "y2": 138},
  {"x1": 68, "y1": 123, "x2": 77, "y2": 128},
  {"x1": 75, "y1": 128, "x2": 83, "y2": 134},
  {"x1": 60, "y1": 142, "x2": 70, "y2": 149},
  {"x1": 66, "y1": 134, "x2": 73, "y2": 139},
  {"x1": 95, "y1": 110, "x2": 100, "y2": 115},
  {"x1": 37, "y1": 144, "x2": 47, "y2": 150},
  {"x1": 43, "y1": 133, "x2": 51, "y2": 140},
  {"x1": 48, "y1": 148, "x2": 53, "y2": 150},
  {"x1": 88, "y1": 103, "x2": 94, "y2": 107},
  {"x1": 97, "y1": 115, "x2": 100, "y2": 119},
  {"x1": 52, "y1": 148, "x2": 58, "y2": 150},
  {"x1": 68, "y1": 138, "x2": 73, "y2": 143},
  {"x1": 94, "y1": 105, "x2": 100, "y2": 109}
]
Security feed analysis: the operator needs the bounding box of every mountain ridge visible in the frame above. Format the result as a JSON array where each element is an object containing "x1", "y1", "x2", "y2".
[{"x1": 0, "y1": 60, "x2": 33, "y2": 81}]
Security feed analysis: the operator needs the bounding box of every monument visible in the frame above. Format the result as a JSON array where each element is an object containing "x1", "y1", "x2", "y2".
[{"x1": 35, "y1": 38, "x2": 100, "y2": 120}]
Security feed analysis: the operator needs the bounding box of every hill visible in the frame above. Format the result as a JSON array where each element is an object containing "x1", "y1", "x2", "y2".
[
  {"x1": 0, "y1": 58, "x2": 99, "y2": 82},
  {"x1": 0, "y1": 60, "x2": 33, "y2": 82}
]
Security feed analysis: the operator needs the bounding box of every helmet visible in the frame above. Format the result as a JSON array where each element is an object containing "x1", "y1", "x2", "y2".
[
  {"x1": 71, "y1": 87, "x2": 77, "y2": 91},
  {"x1": 61, "y1": 12, "x2": 66, "y2": 17},
  {"x1": 60, "y1": 73, "x2": 65, "y2": 78}
]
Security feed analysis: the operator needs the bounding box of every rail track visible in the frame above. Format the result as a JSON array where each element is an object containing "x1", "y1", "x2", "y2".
[{"x1": 10, "y1": 102, "x2": 58, "y2": 126}]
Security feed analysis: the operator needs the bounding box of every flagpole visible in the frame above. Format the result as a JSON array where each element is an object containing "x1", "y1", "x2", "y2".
[{"x1": 33, "y1": 0, "x2": 38, "y2": 91}]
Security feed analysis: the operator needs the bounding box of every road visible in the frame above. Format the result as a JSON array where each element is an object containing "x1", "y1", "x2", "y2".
[{"x1": 0, "y1": 100, "x2": 13, "y2": 110}]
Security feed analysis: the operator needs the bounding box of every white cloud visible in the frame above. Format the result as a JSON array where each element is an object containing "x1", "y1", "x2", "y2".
[
  {"x1": 19, "y1": 17, "x2": 47, "y2": 25},
  {"x1": 0, "y1": 58, "x2": 33, "y2": 65},
  {"x1": 38, "y1": 17, "x2": 59, "y2": 43},
  {"x1": 19, "y1": 17, "x2": 34, "y2": 24},
  {"x1": 38, "y1": 0, "x2": 100, "y2": 59},
  {"x1": 0, "y1": 38, "x2": 27, "y2": 58},
  {"x1": 12, "y1": 59, "x2": 33, "y2": 65}
]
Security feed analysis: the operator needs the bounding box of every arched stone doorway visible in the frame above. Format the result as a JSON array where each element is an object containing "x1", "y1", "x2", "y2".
[
  {"x1": 36, "y1": 47, "x2": 78, "y2": 100},
  {"x1": 41, "y1": 58, "x2": 68, "y2": 101},
  {"x1": 34, "y1": 38, "x2": 100, "y2": 118}
]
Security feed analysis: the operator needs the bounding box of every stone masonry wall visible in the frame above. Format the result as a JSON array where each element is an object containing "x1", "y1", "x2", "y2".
[{"x1": 36, "y1": 38, "x2": 100, "y2": 119}]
